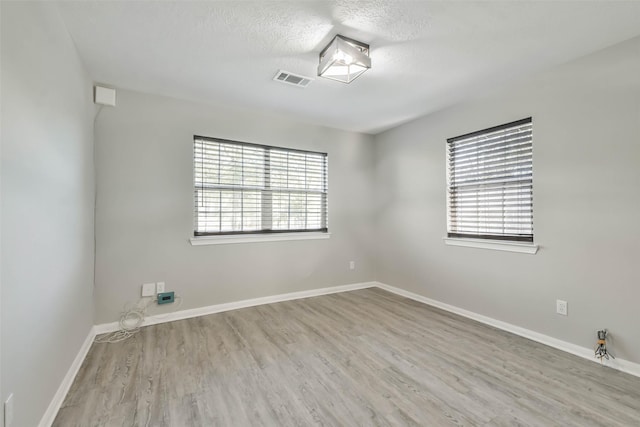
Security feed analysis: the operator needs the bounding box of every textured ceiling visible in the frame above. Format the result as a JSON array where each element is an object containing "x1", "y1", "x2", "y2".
[{"x1": 57, "y1": 1, "x2": 640, "y2": 134}]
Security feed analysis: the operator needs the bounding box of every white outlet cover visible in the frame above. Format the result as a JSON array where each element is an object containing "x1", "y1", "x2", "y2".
[
  {"x1": 556, "y1": 299, "x2": 568, "y2": 316},
  {"x1": 349, "y1": 261, "x2": 355, "y2": 270},
  {"x1": 142, "y1": 282, "x2": 156, "y2": 297},
  {"x1": 156, "y1": 282, "x2": 165, "y2": 293}
]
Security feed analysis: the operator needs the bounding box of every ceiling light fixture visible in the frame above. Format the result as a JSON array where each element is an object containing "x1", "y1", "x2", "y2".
[{"x1": 318, "y1": 35, "x2": 371, "y2": 84}]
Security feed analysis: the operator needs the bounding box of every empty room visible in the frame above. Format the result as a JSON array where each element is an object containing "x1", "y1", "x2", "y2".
[{"x1": 2, "y1": 1, "x2": 640, "y2": 426}]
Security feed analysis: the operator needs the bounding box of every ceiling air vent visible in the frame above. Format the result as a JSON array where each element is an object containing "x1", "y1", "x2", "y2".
[{"x1": 273, "y1": 70, "x2": 313, "y2": 88}]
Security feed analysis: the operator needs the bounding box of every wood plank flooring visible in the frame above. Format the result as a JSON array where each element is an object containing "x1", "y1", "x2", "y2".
[{"x1": 54, "y1": 288, "x2": 640, "y2": 426}]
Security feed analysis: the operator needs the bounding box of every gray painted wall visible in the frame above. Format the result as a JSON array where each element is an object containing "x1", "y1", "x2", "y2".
[
  {"x1": 94, "y1": 90, "x2": 376, "y2": 323},
  {"x1": 374, "y1": 36, "x2": 640, "y2": 363},
  {"x1": 2, "y1": 5, "x2": 638, "y2": 424},
  {"x1": 1, "y1": 3, "x2": 95, "y2": 426}
]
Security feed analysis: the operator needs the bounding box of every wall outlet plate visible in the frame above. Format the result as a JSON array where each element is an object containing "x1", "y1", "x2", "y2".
[
  {"x1": 156, "y1": 282, "x2": 165, "y2": 293},
  {"x1": 142, "y1": 282, "x2": 156, "y2": 297},
  {"x1": 556, "y1": 299, "x2": 568, "y2": 316},
  {"x1": 157, "y1": 291, "x2": 175, "y2": 305}
]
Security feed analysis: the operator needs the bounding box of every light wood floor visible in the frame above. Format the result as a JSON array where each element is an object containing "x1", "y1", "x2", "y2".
[{"x1": 54, "y1": 288, "x2": 640, "y2": 426}]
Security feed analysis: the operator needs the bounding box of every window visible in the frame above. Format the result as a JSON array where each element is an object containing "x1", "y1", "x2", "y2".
[
  {"x1": 193, "y1": 136, "x2": 328, "y2": 236},
  {"x1": 447, "y1": 118, "x2": 533, "y2": 243}
]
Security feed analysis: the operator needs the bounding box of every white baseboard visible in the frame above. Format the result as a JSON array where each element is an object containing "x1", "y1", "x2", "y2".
[
  {"x1": 94, "y1": 281, "x2": 377, "y2": 334},
  {"x1": 38, "y1": 326, "x2": 96, "y2": 427},
  {"x1": 374, "y1": 281, "x2": 640, "y2": 378}
]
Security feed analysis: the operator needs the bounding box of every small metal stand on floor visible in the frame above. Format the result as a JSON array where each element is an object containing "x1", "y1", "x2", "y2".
[{"x1": 595, "y1": 329, "x2": 614, "y2": 364}]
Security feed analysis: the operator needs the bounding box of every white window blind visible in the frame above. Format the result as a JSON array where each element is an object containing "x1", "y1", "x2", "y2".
[
  {"x1": 194, "y1": 136, "x2": 328, "y2": 236},
  {"x1": 447, "y1": 118, "x2": 533, "y2": 242}
]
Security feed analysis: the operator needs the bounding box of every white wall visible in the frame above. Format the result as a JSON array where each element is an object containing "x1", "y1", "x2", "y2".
[
  {"x1": 1, "y1": 3, "x2": 95, "y2": 426},
  {"x1": 94, "y1": 89, "x2": 376, "y2": 323},
  {"x1": 375, "y1": 36, "x2": 640, "y2": 363}
]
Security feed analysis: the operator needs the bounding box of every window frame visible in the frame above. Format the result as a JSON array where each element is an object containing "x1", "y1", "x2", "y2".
[
  {"x1": 192, "y1": 135, "x2": 329, "y2": 239},
  {"x1": 445, "y1": 117, "x2": 535, "y2": 248}
]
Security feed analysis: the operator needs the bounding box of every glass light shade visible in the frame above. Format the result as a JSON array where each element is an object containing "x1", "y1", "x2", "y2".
[{"x1": 318, "y1": 35, "x2": 371, "y2": 84}]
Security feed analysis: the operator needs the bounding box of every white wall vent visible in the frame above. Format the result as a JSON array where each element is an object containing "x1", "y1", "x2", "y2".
[{"x1": 273, "y1": 70, "x2": 314, "y2": 88}]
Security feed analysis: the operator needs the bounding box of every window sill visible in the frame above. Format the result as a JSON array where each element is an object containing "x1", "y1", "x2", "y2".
[
  {"x1": 443, "y1": 237, "x2": 538, "y2": 254},
  {"x1": 190, "y1": 232, "x2": 331, "y2": 246}
]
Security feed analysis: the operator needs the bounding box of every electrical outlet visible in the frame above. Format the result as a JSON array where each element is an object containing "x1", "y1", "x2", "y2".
[
  {"x1": 5, "y1": 393, "x2": 14, "y2": 427},
  {"x1": 556, "y1": 299, "x2": 568, "y2": 316},
  {"x1": 349, "y1": 261, "x2": 355, "y2": 270},
  {"x1": 141, "y1": 282, "x2": 156, "y2": 297},
  {"x1": 156, "y1": 282, "x2": 165, "y2": 294}
]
